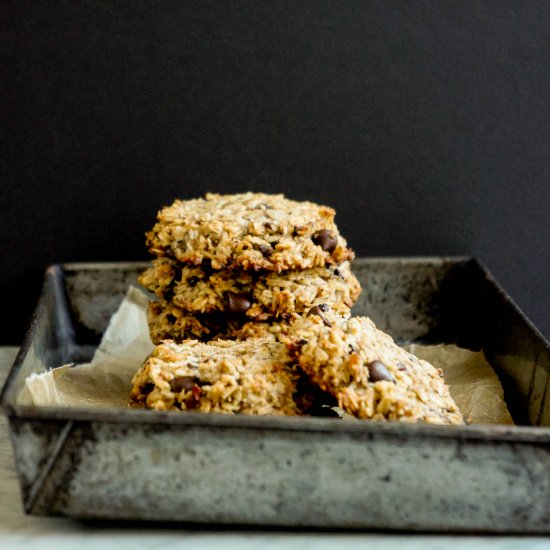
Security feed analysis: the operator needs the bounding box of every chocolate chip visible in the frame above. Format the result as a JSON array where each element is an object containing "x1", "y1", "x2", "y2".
[
  {"x1": 312, "y1": 229, "x2": 338, "y2": 253},
  {"x1": 142, "y1": 383, "x2": 155, "y2": 395},
  {"x1": 259, "y1": 243, "x2": 272, "y2": 256},
  {"x1": 202, "y1": 259, "x2": 213, "y2": 271},
  {"x1": 170, "y1": 376, "x2": 196, "y2": 393},
  {"x1": 164, "y1": 288, "x2": 174, "y2": 302},
  {"x1": 307, "y1": 305, "x2": 333, "y2": 327},
  {"x1": 227, "y1": 291, "x2": 251, "y2": 314},
  {"x1": 367, "y1": 361, "x2": 395, "y2": 383},
  {"x1": 198, "y1": 312, "x2": 223, "y2": 332}
]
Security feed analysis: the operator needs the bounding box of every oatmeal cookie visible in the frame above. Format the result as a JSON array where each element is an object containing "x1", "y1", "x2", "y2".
[
  {"x1": 147, "y1": 299, "x2": 350, "y2": 344},
  {"x1": 147, "y1": 300, "x2": 289, "y2": 343},
  {"x1": 286, "y1": 315, "x2": 464, "y2": 424},
  {"x1": 139, "y1": 258, "x2": 360, "y2": 319},
  {"x1": 129, "y1": 338, "x2": 300, "y2": 415},
  {"x1": 146, "y1": 192, "x2": 354, "y2": 271}
]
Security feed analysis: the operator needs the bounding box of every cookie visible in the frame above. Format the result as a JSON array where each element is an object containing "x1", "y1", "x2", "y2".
[
  {"x1": 146, "y1": 300, "x2": 289, "y2": 343},
  {"x1": 139, "y1": 258, "x2": 361, "y2": 319},
  {"x1": 146, "y1": 192, "x2": 354, "y2": 271},
  {"x1": 286, "y1": 315, "x2": 465, "y2": 425},
  {"x1": 129, "y1": 338, "x2": 300, "y2": 415},
  {"x1": 147, "y1": 299, "x2": 350, "y2": 344}
]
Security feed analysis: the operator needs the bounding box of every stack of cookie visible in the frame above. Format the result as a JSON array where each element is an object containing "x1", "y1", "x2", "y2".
[
  {"x1": 139, "y1": 192, "x2": 361, "y2": 343},
  {"x1": 132, "y1": 192, "x2": 465, "y2": 424},
  {"x1": 129, "y1": 310, "x2": 465, "y2": 424}
]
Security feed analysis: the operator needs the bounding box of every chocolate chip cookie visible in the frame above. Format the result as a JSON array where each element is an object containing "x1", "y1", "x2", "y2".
[
  {"x1": 146, "y1": 192, "x2": 354, "y2": 271},
  {"x1": 140, "y1": 258, "x2": 360, "y2": 320},
  {"x1": 146, "y1": 299, "x2": 351, "y2": 344},
  {"x1": 286, "y1": 315, "x2": 465, "y2": 424},
  {"x1": 129, "y1": 338, "x2": 300, "y2": 415}
]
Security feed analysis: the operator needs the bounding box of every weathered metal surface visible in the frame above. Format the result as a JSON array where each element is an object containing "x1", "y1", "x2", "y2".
[{"x1": 1, "y1": 258, "x2": 550, "y2": 532}]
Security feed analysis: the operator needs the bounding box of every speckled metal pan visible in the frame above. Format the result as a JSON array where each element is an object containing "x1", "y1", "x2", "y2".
[{"x1": 1, "y1": 258, "x2": 550, "y2": 532}]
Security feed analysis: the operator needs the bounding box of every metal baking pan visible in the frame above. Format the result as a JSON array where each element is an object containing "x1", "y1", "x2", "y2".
[{"x1": 1, "y1": 258, "x2": 550, "y2": 533}]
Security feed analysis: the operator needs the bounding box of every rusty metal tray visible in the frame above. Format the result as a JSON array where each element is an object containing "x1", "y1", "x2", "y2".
[{"x1": 1, "y1": 258, "x2": 550, "y2": 533}]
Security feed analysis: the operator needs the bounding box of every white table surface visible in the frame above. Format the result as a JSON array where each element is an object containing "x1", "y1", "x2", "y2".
[{"x1": 1, "y1": 347, "x2": 549, "y2": 550}]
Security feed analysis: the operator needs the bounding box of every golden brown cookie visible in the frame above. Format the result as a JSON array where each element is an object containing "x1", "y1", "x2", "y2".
[
  {"x1": 139, "y1": 258, "x2": 360, "y2": 319},
  {"x1": 286, "y1": 315, "x2": 465, "y2": 425},
  {"x1": 146, "y1": 192, "x2": 354, "y2": 271},
  {"x1": 130, "y1": 338, "x2": 300, "y2": 415}
]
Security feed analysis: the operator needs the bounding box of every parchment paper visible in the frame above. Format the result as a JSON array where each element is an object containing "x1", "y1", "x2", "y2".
[
  {"x1": 18, "y1": 287, "x2": 514, "y2": 424},
  {"x1": 19, "y1": 287, "x2": 153, "y2": 408}
]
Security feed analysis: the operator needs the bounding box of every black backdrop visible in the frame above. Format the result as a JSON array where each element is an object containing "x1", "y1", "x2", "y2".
[{"x1": 2, "y1": 1, "x2": 549, "y2": 343}]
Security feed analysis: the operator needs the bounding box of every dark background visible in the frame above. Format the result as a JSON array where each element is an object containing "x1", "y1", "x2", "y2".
[{"x1": 1, "y1": 1, "x2": 549, "y2": 344}]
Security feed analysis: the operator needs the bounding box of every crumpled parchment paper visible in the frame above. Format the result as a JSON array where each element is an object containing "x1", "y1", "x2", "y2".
[
  {"x1": 19, "y1": 287, "x2": 153, "y2": 408},
  {"x1": 18, "y1": 287, "x2": 514, "y2": 424}
]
